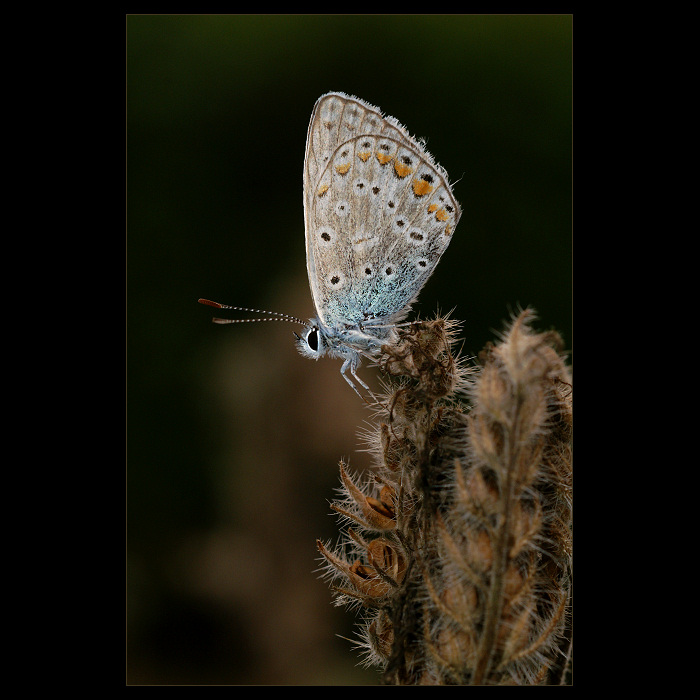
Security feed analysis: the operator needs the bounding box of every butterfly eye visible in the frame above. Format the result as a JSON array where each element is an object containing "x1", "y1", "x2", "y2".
[{"x1": 307, "y1": 327, "x2": 319, "y2": 352}]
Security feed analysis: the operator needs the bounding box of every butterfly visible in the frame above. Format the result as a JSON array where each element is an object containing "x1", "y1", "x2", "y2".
[{"x1": 200, "y1": 92, "x2": 461, "y2": 400}]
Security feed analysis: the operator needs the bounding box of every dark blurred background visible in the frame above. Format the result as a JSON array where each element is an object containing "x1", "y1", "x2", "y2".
[{"x1": 126, "y1": 14, "x2": 572, "y2": 685}]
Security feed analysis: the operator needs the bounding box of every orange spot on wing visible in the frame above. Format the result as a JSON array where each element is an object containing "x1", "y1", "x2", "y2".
[
  {"x1": 376, "y1": 152, "x2": 393, "y2": 165},
  {"x1": 427, "y1": 203, "x2": 438, "y2": 213},
  {"x1": 435, "y1": 208, "x2": 449, "y2": 221},
  {"x1": 358, "y1": 151, "x2": 371, "y2": 162},
  {"x1": 394, "y1": 161, "x2": 413, "y2": 178},
  {"x1": 335, "y1": 163, "x2": 351, "y2": 175},
  {"x1": 412, "y1": 179, "x2": 434, "y2": 197},
  {"x1": 317, "y1": 184, "x2": 329, "y2": 197}
]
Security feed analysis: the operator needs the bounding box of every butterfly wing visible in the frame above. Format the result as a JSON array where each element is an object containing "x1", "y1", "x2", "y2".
[{"x1": 303, "y1": 92, "x2": 461, "y2": 328}]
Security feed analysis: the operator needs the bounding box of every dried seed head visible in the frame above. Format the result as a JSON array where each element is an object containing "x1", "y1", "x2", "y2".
[
  {"x1": 368, "y1": 611, "x2": 395, "y2": 660},
  {"x1": 317, "y1": 310, "x2": 572, "y2": 685},
  {"x1": 366, "y1": 537, "x2": 407, "y2": 585},
  {"x1": 348, "y1": 560, "x2": 393, "y2": 598},
  {"x1": 333, "y1": 462, "x2": 397, "y2": 531}
]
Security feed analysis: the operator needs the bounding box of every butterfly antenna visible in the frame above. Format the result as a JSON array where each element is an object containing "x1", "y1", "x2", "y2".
[{"x1": 198, "y1": 299, "x2": 306, "y2": 326}]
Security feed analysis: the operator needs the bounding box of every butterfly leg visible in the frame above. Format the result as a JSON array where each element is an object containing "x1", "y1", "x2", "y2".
[
  {"x1": 340, "y1": 355, "x2": 378, "y2": 405},
  {"x1": 340, "y1": 357, "x2": 366, "y2": 400}
]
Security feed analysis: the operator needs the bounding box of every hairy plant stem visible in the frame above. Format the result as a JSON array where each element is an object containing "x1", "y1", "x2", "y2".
[{"x1": 473, "y1": 391, "x2": 522, "y2": 684}]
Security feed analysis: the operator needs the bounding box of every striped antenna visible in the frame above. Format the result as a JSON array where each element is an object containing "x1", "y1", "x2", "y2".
[{"x1": 198, "y1": 299, "x2": 307, "y2": 326}]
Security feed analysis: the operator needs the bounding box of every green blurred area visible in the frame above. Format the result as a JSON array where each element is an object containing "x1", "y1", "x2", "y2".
[{"x1": 127, "y1": 14, "x2": 572, "y2": 685}]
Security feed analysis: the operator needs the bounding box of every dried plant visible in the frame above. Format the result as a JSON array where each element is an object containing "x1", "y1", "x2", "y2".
[{"x1": 316, "y1": 309, "x2": 572, "y2": 685}]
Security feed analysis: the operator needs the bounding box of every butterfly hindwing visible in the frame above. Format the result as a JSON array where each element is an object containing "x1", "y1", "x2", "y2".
[{"x1": 304, "y1": 93, "x2": 460, "y2": 327}]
